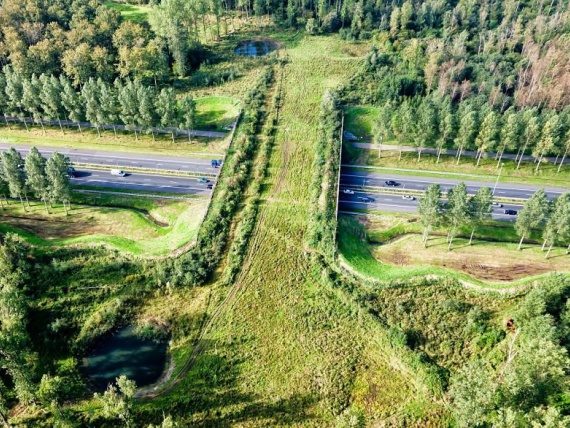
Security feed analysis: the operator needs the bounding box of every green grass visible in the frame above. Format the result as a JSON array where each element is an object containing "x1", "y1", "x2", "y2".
[
  {"x1": 0, "y1": 125, "x2": 227, "y2": 157},
  {"x1": 105, "y1": 1, "x2": 150, "y2": 23},
  {"x1": 194, "y1": 96, "x2": 241, "y2": 131},
  {"x1": 0, "y1": 195, "x2": 206, "y2": 256},
  {"x1": 345, "y1": 146, "x2": 570, "y2": 188},
  {"x1": 344, "y1": 105, "x2": 379, "y2": 137}
]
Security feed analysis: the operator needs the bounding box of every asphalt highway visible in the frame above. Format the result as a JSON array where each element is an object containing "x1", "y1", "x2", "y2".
[
  {"x1": 338, "y1": 190, "x2": 523, "y2": 221},
  {"x1": 341, "y1": 169, "x2": 569, "y2": 200},
  {"x1": 71, "y1": 168, "x2": 214, "y2": 195},
  {"x1": 0, "y1": 144, "x2": 222, "y2": 176}
]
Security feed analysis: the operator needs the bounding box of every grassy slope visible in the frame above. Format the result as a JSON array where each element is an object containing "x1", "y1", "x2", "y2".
[
  {"x1": 195, "y1": 96, "x2": 241, "y2": 131},
  {"x1": 155, "y1": 34, "x2": 446, "y2": 426},
  {"x1": 0, "y1": 197, "x2": 206, "y2": 256},
  {"x1": 345, "y1": 105, "x2": 379, "y2": 137},
  {"x1": 338, "y1": 214, "x2": 570, "y2": 287}
]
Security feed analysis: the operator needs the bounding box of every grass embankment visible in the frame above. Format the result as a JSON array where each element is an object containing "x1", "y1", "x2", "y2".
[
  {"x1": 104, "y1": 1, "x2": 150, "y2": 23},
  {"x1": 345, "y1": 105, "x2": 380, "y2": 137},
  {"x1": 0, "y1": 194, "x2": 206, "y2": 256},
  {"x1": 344, "y1": 143, "x2": 570, "y2": 189},
  {"x1": 338, "y1": 214, "x2": 570, "y2": 286},
  {"x1": 0, "y1": 126, "x2": 228, "y2": 156},
  {"x1": 195, "y1": 96, "x2": 241, "y2": 132},
  {"x1": 144, "y1": 34, "x2": 449, "y2": 426}
]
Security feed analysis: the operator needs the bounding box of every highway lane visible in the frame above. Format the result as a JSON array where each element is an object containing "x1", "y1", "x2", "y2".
[
  {"x1": 338, "y1": 190, "x2": 523, "y2": 221},
  {"x1": 341, "y1": 169, "x2": 569, "y2": 200},
  {"x1": 71, "y1": 168, "x2": 214, "y2": 195},
  {"x1": 0, "y1": 144, "x2": 223, "y2": 176}
]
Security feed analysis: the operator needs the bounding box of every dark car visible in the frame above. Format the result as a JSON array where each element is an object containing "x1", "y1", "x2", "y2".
[
  {"x1": 198, "y1": 177, "x2": 209, "y2": 183},
  {"x1": 359, "y1": 197, "x2": 375, "y2": 203},
  {"x1": 206, "y1": 183, "x2": 213, "y2": 189},
  {"x1": 385, "y1": 180, "x2": 399, "y2": 186},
  {"x1": 211, "y1": 159, "x2": 218, "y2": 168},
  {"x1": 68, "y1": 167, "x2": 76, "y2": 178},
  {"x1": 504, "y1": 209, "x2": 518, "y2": 216}
]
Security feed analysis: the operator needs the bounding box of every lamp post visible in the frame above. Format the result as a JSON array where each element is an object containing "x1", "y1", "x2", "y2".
[{"x1": 493, "y1": 162, "x2": 504, "y2": 195}]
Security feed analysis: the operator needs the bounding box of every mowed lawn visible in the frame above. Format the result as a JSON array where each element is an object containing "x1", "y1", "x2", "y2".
[
  {"x1": 104, "y1": 1, "x2": 149, "y2": 23},
  {"x1": 0, "y1": 197, "x2": 207, "y2": 255}
]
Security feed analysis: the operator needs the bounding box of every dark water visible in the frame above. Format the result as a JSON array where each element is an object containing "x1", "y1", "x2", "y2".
[
  {"x1": 81, "y1": 326, "x2": 168, "y2": 392},
  {"x1": 235, "y1": 40, "x2": 276, "y2": 56}
]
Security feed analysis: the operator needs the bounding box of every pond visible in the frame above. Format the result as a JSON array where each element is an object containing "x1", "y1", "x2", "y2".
[
  {"x1": 81, "y1": 326, "x2": 168, "y2": 392},
  {"x1": 235, "y1": 39, "x2": 278, "y2": 56}
]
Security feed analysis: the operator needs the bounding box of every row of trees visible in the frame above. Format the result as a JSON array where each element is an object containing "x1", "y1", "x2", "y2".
[
  {"x1": 418, "y1": 184, "x2": 570, "y2": 257},
  {"x1": 0, "y1": 147, "x2": 72, "y2": 213},
  {"x1": 373, "y1": 94, "x2": 570, "y2": 171},
  {"x1": 0, "y1": 68, "x2": 196, "y2": 142}
]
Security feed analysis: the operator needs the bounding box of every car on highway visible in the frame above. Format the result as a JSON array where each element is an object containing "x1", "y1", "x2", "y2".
[
  {"x1": 385, "y1": 180, "x2": 399, "y2": 186},
  {"x1": 358, "y1": 197, "x2": 375, "y2": 203},
  {"x1": 67, "y1": 167, "x2": 76, "y2": 178},
  {"x1": 402, "y1": 195, "x2": 415, "y2": 200},
  {"x1": 504, "y1": 209, "x2": 518, "y2": 216},
  {"x1": 198, "y1": 177, "x2": 209, "y2": 183},
  {"x1": 207, "y1": 183, "x2": 213, "y2": 189},
  {"x1": 211, "y1": 159, "x2": 219, "y2": 168},
  {"x1": 111, "y1": 169, "x2": 126, "y2": 177},
  {"x1": 492, "y1": 202, "x2": 503, "y2": 208},
  {"x1": 342, "y1": 189, "x2": 355, "y2": 195}
]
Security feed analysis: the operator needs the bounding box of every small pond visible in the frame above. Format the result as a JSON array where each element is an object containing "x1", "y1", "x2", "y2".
[
  {"x1": 235, "y1": 39, "x2": 278, "y2": 56},
  {"x1": 81, "y1": 326, "x2": 168, "y2": 392}
]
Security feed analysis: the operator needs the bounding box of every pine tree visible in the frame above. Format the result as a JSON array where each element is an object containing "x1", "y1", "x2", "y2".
[{"x1": 24, "y1": 147, "x2": 50, "y2": 213}]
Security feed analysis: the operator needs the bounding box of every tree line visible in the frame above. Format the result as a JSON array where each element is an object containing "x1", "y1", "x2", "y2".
[
  {"x1": 418, "y1": 183, "x2": 570, "y2": 257},
  {"x1": 373, "y1": 93, "x2": 570, "y2": 171},
  {"x1": 0, "y1": 67, "x2": 196, "y2": 142},
  {"x1": 0, "y1": 147, "x2": 72, "y2": 213}
]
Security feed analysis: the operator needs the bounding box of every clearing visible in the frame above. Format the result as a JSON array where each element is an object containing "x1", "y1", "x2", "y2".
[{"x1": 104, "y1": 1, "x2": 150, "y2": 23}]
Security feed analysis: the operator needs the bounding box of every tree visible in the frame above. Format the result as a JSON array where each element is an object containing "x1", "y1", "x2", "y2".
[
  {"x1": 557, "y1": 130, "x2": 570, "y2": 173},
  {"x1": 82, "y1": 78, "x2": 102, "y2": 137},
  {"x1": 177, "y1": 94, "x2": 195, "y2": 143},
  {"x1": 436, "y1": 96, "x2": 456, "y2": 163},
  {"x1": 415, "y1": 98, "x2": 438, "y2": 161},
  {"x1": 60, "y1": 76, "x2": 85, "y2": 135},
  {"x1": 1, "y1": 148, "x2": 28, "y2": 210},
  {"x1": 156, "y1": 87, "x2": 177, "y2": 143},
  {"x1": 372, "y1": 102, "x2": 394, "y2": 158},
  {"x1": 445, "y1": 183, "x2": 470, "y2": 250},
  {"x1": 22, "y1": 75, "x2": 45, "y2": 133},
  {"x1": 136, "y1": 84, "x2": 157, "y2": 140},
  {"x1": 497, "y1": 109, "x2": 520, "y2": 167},
  {"x1": 95, "y1": 375, "x2": 136, "y2": 427},
  {"x1": 0, "y1": 73, "x2": 11, "y2": 128},
  {"x1": 24, "y1": 147, "x2": 50, "y2": 213},
  {"x1": 418, "y1": 183, "x2": 442, "y2": 247},
  {"x1": 4, "y1": 67, "x2": 29, "y2": 131},
  {"x1": 516, "y1": 189, "x2": 549, "y2": 250},
  {"x1": 454, "y1": 106, "x2": 477, "y2": 164},
  {"x1": 533, "y1": 115, "x2": 560, "y2": 173},
  {"x1": 468, "y1": 186, "x2": 493, "y2": 245},
  {"x1": 542, "y1": 194, "x2": 570, "y2": 258},
  {"x1": 517, "y1": 108, "x2": 540, "y2": 170},
  {"x1": 46, "y1": 152, "x2": 71, "y2": 213},
  {"x1": 98, "y1": 79, "x2": 120, "y2": 137},
  {"x1": 474, "y1": 111, "x2": 499, "y2": 166},
  {"x1": 117, "y1": 80, "x2": 139, "y2": 139},
  {"x1": 39, "y1": 74, "x2": 65, "y2": 135},
  {"x1": 62, "y1": 43, "x2": 93, "y2": 86}
]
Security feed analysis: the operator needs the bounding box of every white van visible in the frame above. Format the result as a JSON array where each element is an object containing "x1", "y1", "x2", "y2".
[{"x1": 111, "y1": 169, "x2": 126, "y2": 177}]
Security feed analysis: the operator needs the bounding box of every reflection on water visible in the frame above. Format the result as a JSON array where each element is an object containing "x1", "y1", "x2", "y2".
[
  {"x1": 81, "y1": 326, "x2": 167, "y2": 392},
  {"x1": 235, "y1": 40, "x2": 276, "y2": 56}
]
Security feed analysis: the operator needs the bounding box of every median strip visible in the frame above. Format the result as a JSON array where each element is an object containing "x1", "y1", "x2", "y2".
[{"x1": 71, "y1": 162, "x2": 218, "y2": 179}]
